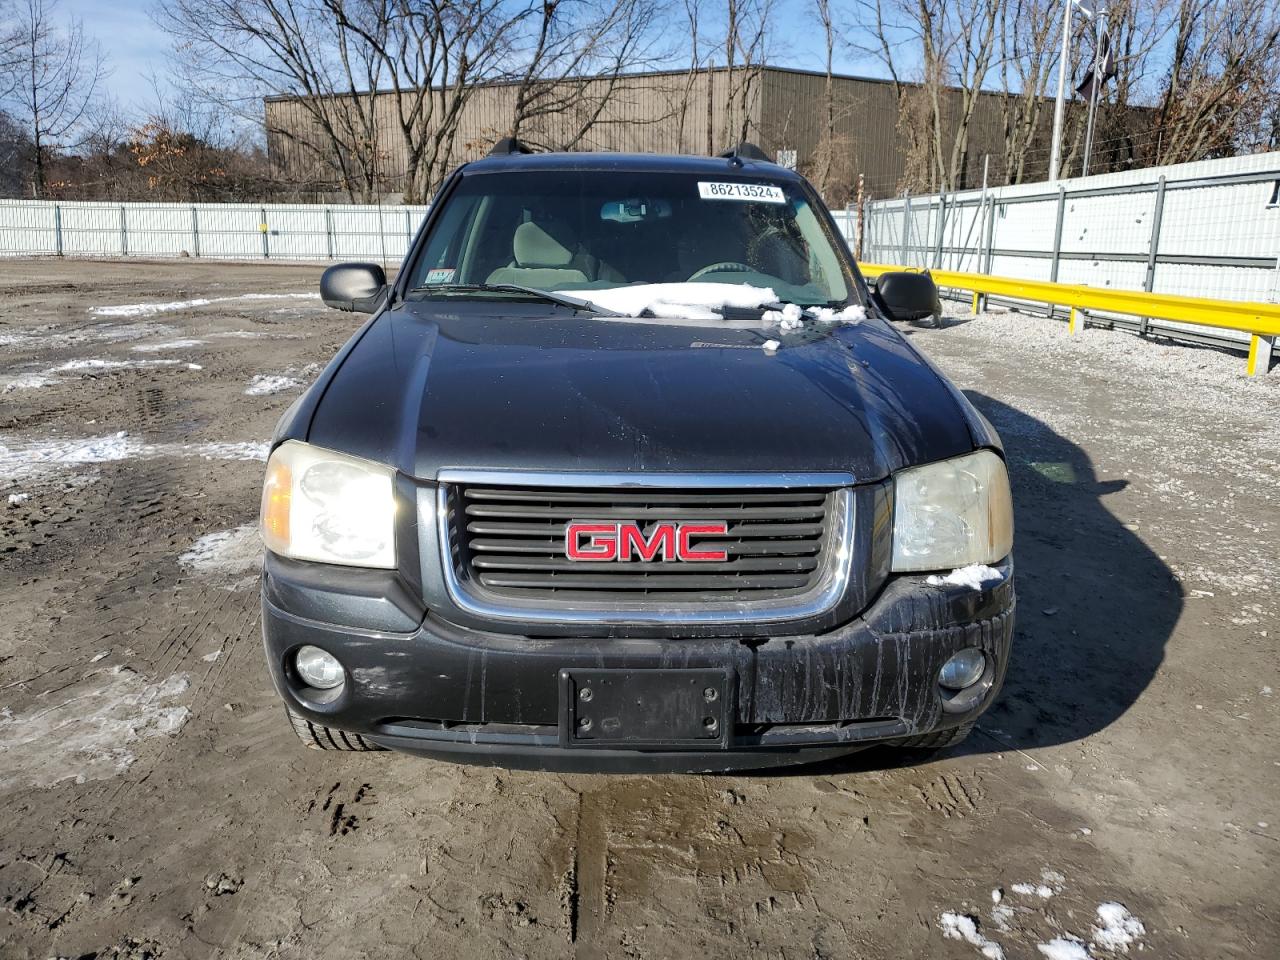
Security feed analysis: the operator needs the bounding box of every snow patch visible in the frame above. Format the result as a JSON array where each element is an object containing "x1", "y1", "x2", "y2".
[
  {"x1": 245, "y1": 374, "x2": 302, "y2": 396},
  {"x1": 939, "y1": 912, "x2": 1005, "y2": 960},
  {"x1": 7, "y1": 492, "x2": 30, "y2": 505},
  {"x1": 53, "y1": 358, "x2": 182, "y2": 372},
  {"x1": 1, "y1": 372, "x2": 58, "y2": 391},
  {"x1": 1092, "y1": 903, "x2": 1145, "y2": 953},
  {"x1": 761, "y1": 339, "x2": 780, "y2": 354},
  {"x1": 131, "y1": 339, "x2": 206, "y2": 352},
  {"x1": 563, "y1": 282, "x2": 779, "y2": 320},
  {"x1": 927, "y1": 564, "x2": 1005, "y2": 590},
  {"x1": 1011, "y1": 883, "x2": 1055, "y2": 899},
  {"x1": 1036, "y1": 937, "x2": 1090, "y2": 960},
  {"x1": 0, "y1": 667, "x2": 190, "y2": 789},
  {"x1": 90, "y1": 292, "x2": 318, "y2": 318},
  {"x1": 179, "y1": 525, "x2": 261, "y2": 578},
  {"x1": 201, "y1": 649, "x2": 223, "y2": 663},
  {"x1": 0, "y1": 432, "x2": 269, "y2": 481},
  {"x1": 764, "y1": 302, "x2": 804, "y2": 331}
]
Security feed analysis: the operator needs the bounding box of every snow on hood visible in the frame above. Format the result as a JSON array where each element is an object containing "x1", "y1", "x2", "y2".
[{"x1": 557, "y1": 283, "x2": 779, "y2": 320}]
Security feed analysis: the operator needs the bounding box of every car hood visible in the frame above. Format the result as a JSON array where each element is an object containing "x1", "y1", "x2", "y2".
[{"x1": 304, "y1": 301, "x2": 978, "y2": 483}]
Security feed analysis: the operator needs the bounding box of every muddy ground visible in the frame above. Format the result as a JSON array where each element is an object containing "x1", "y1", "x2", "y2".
[{"x1": 0, "y1": 259, "x2": 1276, "y2": 960}]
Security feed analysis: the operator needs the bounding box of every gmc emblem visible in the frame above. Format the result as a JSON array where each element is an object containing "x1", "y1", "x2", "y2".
[{"x1": 565, "y1": 521, "x2": 729, "y2": 562}]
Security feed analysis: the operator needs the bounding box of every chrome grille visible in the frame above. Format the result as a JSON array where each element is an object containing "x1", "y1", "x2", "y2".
[{"x1": 437, "y1": 477, "x2": 854, "y2": 623}]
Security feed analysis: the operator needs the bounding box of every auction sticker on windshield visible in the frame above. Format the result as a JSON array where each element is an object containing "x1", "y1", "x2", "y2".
[{"x1": 697, "y1": 182, "x2": 786, "y2": 204}]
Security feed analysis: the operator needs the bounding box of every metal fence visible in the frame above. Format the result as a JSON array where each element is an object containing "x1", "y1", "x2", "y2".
[
  {"x1": 0, "y1": 200, "x2": 431, "y2": 265},
  {"x1": 837, "y1": 151, "x2": 1280, "y2": 348}
]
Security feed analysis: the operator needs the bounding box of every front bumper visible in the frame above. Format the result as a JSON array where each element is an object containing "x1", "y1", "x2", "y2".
[{"x1": 261, "y1": 554, "x2": 1014, "y2": 772}]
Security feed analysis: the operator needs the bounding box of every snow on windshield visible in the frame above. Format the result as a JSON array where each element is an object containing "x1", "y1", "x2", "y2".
[{"x1": 559, "y1": 283, "x2": 779, "y2": 320}]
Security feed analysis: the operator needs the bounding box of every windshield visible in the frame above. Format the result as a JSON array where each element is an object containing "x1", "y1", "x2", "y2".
[{"x1": 406, "y1": 169, "x2": 854, "y2": 309}]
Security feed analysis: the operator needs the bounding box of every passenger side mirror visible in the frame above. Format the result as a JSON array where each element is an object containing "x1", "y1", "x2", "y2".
[
  {"x1": 321, "y1": 262, "x2": 387, "y2": 313},
  {"x1": 874, "y1": 271, "x2": 941, "y2": 323}
]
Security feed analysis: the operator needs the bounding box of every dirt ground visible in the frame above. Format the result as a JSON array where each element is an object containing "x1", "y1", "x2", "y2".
[{"x1": 0, "y1": 259, "x2": 1276, "y2": 960}]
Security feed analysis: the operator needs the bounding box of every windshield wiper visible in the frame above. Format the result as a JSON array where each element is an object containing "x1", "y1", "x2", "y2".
[{"x1": 410, "y1": 283, "x2": 622, "y2": 316}]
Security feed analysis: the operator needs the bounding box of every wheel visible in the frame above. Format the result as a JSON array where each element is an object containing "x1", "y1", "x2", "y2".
[
  {"x1": 286, "y1": 707, "x2": 385, "y2": 752},
  {"x1": 888, "y1": 721, "x2": 975, "y2": 751}
]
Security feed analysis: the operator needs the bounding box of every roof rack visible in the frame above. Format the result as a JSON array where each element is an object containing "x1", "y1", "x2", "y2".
[
  {"x1": 718, "y1": 142, "x2": 771, "y2": 163},
  {"x1": 488, "y1": 137, "x2": 534, "y2": 157}
]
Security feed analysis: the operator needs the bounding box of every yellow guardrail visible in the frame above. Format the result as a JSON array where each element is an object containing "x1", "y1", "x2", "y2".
[{"x1": 859, "y1": 263, "x2": 1279, "y2": 376}]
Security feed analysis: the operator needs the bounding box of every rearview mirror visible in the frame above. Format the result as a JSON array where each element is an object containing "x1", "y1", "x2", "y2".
[
  {"x1": 874, "y1": 271, "x2": 941, "y2": 322},
  {"x1": 321, "y1": 262, "x2": 387, "y2": 313}
]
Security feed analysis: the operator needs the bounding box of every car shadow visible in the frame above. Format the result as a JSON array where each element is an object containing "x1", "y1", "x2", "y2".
[{"x1": 775, "y1": 391, "x2": 1182, "y2": 777}]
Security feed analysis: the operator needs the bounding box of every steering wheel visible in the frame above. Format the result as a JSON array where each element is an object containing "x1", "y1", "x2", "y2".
[{"x1": 687, "y1": 261, "x2": 754, "y2": 281}]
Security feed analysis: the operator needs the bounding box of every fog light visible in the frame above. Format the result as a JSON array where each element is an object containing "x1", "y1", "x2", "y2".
[
  {"x1": 939, "y1": 649, "x2": 986, "y2": 690},
  {"x1": 294, "y1": 645, "x2": 344, "y2": 690}
]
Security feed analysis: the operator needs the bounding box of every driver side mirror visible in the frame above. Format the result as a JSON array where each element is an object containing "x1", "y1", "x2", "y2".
[
  {"x1": 321, "y1": 262, "x2": 387, "y2": 313},
  {"x1": 874, "y1": 271, "x2": 941, "y2": 322}
]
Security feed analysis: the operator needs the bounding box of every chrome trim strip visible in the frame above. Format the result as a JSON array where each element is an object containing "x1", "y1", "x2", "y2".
[
  {"x1": 435, "y1": 469, "x2": 856, "y2": 488},
  {"x1": 432, "y1": 474, "x2": 855, "y2": 627}
]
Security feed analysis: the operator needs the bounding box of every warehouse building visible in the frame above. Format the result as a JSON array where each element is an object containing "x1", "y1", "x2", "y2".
[{"x1": 265, "y1": 65, "x2": 1041, "y2": 203}]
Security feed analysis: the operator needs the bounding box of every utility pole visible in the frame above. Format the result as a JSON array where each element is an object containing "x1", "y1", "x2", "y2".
[
  {"x1": 1048, "y1": 0, "x2": 1074, "y2": 181},
  {"x1": 1082, "y1": 8, "x2": 1106, "y2": 176}
]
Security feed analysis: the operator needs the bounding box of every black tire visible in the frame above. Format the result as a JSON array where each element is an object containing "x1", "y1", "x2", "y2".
[
  {"x1": 286, "y1": 707, "x2": 386, "y2": 752},
  {"x1": 889, "y1": 721, "x2": 975, "y2": 751}
]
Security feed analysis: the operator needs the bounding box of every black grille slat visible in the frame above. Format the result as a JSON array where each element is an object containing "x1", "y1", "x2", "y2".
[{"x1": 449, "y1": 483, "x2": 834, "y2": 605}]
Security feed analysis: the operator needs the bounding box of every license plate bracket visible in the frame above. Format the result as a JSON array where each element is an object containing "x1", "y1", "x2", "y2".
[{"x1": 558, "y1": 668, "x2": 732, "y2": 749}]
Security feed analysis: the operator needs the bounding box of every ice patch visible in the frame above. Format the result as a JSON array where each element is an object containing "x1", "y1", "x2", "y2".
[
  {"x1": 939, "y1": 912, "x2": 1005, "y2": 960},
  {"x1": 562, "y1": 283, "x2": 779, "y2": 320},
  {"x1": 179, "y1": 525, "x2": 261, "y2": 579},
  {"x1": 1037, "y1": 937, "x2": 1089, "y2": 960},
  {"x1": 131, "y1": 339, "x2": 206, "y2": 352},
  {"x1": 245, "y1": 374, "x2": 302, "y2": 396},
  {"x1": 1092, "y1": 903, "x2": 1145, "y2": 952},
  {"x1": 0, "y1": 667, "x2": 190, "y2": 789},
  {"x1": 927, "y1": 564, "x2": 1005, "y2": 590},
  {"x1": 90, "y1": 292, "x2": 318, "y2": 318}
]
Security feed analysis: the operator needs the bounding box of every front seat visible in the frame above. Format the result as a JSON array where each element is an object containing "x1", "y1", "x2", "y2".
[{"x1": 486, "y1": 218, "x2": 623, "y2": 288}]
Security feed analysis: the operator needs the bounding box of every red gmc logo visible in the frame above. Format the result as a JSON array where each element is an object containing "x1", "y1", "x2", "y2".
[{"x1": 565, "y1": 521, "x2": 729, "y2": 562}]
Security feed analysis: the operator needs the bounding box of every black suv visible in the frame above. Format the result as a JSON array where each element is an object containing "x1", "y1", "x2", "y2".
[{"x1": 259, "y1": 144, "x2": 1014, "y2": 772}]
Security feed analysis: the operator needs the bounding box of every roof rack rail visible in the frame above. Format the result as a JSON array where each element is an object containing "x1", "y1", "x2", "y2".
[
  {"x1": 488, "y1": 137, "x2": 534, "y2": 157},
  {"x1": 718, "y1": 142, "x2": 771, "y2": 163}
]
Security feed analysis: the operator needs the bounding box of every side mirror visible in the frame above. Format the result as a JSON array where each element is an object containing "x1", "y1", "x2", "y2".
[
  {"x1": 874, "y1": 271, "x2": 941, "y2": 322},
  {"x1": 320, "y1": 262, "x2": 387, "y2": 313}
]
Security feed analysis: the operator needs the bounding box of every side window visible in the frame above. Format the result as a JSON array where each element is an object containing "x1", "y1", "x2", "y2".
[{"x1": 410, "y1": 194, "x2": 482, "y2": 286}]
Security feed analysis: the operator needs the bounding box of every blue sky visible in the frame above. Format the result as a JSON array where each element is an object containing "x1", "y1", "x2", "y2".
[
  {"x1": 69, "y1": 0, "x2": 887, "y2": 118},
  {"x1": 65, "y1": 0, "x2": 173, "y2": 111}
]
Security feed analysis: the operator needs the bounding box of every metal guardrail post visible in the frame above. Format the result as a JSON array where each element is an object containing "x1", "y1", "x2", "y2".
[
  {"x1": 1140, "y1": 176, "x2": 1167, "y2": 336},
  {"x1": 976, "y1": 197, "x2": 997, "y2": 311},
  {"x1": 120, "y1": 205, "x2": 128, "y2": 256},
  {"x1": 53, "y1": 203, "x2": 63, "y2": 257},
  {"x1": 191, "y1": 206, "x2": 200, "y2": 258},
  {"x1": 260, "y1": 207, "x2": 270, "y2": 259},
  {"x1": 1050, "y1": 187, "x2": 1066, "y2": 283},
  {"x1": 933, "y1": 194, "x2": 947, "y2": 268},
  {"x1": 1247, "y1": 335, "x2": 1274, "y2": 376},
  {"x1": 324, "y1": 207, "x2": 335, "y2": 260},
  {"x1": 901, "y1": 194, "x2": 911, "y2": 266}
]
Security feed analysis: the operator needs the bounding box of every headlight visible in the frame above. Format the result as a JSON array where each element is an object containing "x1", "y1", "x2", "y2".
[
  {"x1": 892, "y1": 449, "x2": 1012, "y2": 572},
  {"x1": 260, "y1": 440, "x2": 397, "y2": 568}
]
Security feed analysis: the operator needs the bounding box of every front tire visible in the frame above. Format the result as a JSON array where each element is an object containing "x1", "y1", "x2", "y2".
[{"x1": 286, "y1": 707, "x2": 385, "y2": 752}]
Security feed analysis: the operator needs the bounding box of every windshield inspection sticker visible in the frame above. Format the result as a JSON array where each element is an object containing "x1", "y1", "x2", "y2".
[
  {"x1": 425, "y1": 267, "x2": 456, "y2": 284},
  {"x1": 697, "y1": 182, "x2": 786, "y2": 204}
]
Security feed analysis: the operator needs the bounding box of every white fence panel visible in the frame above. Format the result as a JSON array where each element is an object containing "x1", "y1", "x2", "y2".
[{"x1": 0, "y1": 199, "x2": 432, "y2": 265}]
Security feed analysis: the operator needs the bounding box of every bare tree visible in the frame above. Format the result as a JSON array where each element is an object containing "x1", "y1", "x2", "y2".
[
  {"x1": 0, "y1": 0, "x2": 106, "y2": 198},
  {"x1": 1153, "y1": 0, "x2": 1280, "y2": 164},
  {"x1": 720, "y1": 0, "x2": 774, "y2": 147},
  {"x1": 507, "y1": 0, "x2": 667, "y2": 151},
  {"x1": 156, "y1": 0, "x2": 538, "y2": 203}
]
